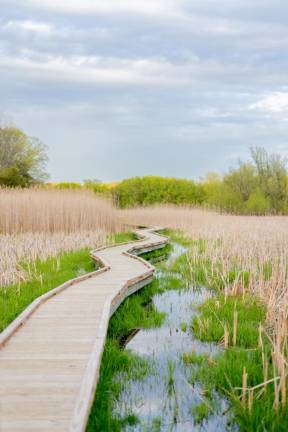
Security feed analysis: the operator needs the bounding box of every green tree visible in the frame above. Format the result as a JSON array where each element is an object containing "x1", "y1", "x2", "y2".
[
  {"x1": 0, "y1": 125, "x2": 48, "y2": 186},
  {"x1": 245, "y1": 188, "x2": 270, "y2": 215},
  {"x1": 113, "y1": 176, "x2": 204, "y2": 208},
  {"x1": 202, "y1": 172, "x2": 224, "y2": 208},
  {"x1": 250, "y1": 146, "x2": 288, "y2": 213},
  {"x1": 224, "y1": 162, "x2": 257, "y2": 201}
]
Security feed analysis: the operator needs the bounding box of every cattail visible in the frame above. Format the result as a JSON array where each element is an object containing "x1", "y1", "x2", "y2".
[
  {"x1": 272, "y1": 353, "x2": 280, "y2": 412},
  {"x1": 233, "y1": 309, "x2": 238, "y2": 346},
  {"x1": 263, "y1": 358, "x2": 268, "y2": 394},
  {"x1": 248, "y1": 389, "x2": 254, "y2": 414},
  {"x1": 242, "y1": 367, "x2": 248, "y2": 407},
  {"x1": 280, "y1": 358, "x2": 286, "y2": 410},
  {"x1": 224, "y1": 325, "x2": 229, "y2": 348}
]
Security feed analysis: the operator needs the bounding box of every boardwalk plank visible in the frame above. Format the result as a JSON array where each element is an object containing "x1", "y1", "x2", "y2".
[{"x1": 0, "y1": 228, "x2": 167, "y2": 432}]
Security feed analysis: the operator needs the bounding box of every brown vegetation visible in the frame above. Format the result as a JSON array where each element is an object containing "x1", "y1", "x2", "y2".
[
  {"x1": 0, "y1": 188, "x2": 123, "y2": 287},
  {"x1": 121, "y1": 205, "x2": 288, "y2": 407}
]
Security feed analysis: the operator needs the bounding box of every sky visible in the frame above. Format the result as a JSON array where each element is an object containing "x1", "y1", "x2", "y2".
[{"x1": 1, "y1": 0, "x2": 288, "y2": 182}]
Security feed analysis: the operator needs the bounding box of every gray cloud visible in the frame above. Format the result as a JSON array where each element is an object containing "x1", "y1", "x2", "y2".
[{"x1": 1, "y1": 0, "x2": 288, "y2": 181}]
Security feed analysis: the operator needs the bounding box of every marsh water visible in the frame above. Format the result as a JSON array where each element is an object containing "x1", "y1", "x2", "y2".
[{"x1": 113, "y1": 242, "x2": 234, "y2": 431}]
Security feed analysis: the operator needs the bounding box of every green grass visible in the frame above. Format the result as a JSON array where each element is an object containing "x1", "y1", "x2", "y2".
[
  {"x1": 0, "y1": 231, "x2": 136, "y2": 331},
  {"x1": 108, "y1": 231, "x2": 138, "y2": 244},
  {"x1": 161, "y1": 232, "x2": 288, "y2": 430},
  {"x1": 87, "y1": 277, "x2": 165, "y2": 432},
  {"x1": 108, "y1": 279, "x2": 165, "y2": 339},
  {"x1": 137, "y1": 243, "x2": 172, "y2": 265},
  {"x1": 0, "y1": 249, "x2": 96, "y2": 331},
  {"x1": 182, "y1": 351, "x2": 207, "y2": 366},
  {"x1": 189, "y1": 292, "x2": 288, "y2": 431},
  {"x1": 158, "y1": 228, "x2": 191, "y2": 248},
  {"x1": 180, "y1": 322, "x2": 187, "y2": 332},
  {"x1": 87, "y1": 338, "x2": 149, "y2": 432},
  {"x1": 191, "y1": 294, "x2": 266, "y2": 348},
  {"x1": 190, "y1": 401, "x2": 212, "y2": 424}
]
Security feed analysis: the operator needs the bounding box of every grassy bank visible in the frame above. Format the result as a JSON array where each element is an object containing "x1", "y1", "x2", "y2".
[
  {"x1": 167, "y1": 231, "x2": 288, "y2": 431},
  {"x1": 189, "y1": 292, "x2": 288, "y2": 431},
  {"x1": 87, "y1": 243, "x2": 173, "y2": 430},
  {"x1": 87, "y1": 229, "x2": 288, "y2": 431},
  {"x1": 0, "y1": 231, "x2": 136, "y2": 331},
  {"x1": 87, "y1": 248, "x2": 168, "y2": 431}
]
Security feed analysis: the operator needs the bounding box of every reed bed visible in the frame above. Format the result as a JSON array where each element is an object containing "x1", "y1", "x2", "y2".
[
  {"x1": 0, "y1": 188, "x2": 123, "y2": 287},
  {"x1": 121, "y1": 206, "x2": 288, "y2": 414},
  {"x1": 0, "y1": 187, "x2": 120, "y2": 234}
]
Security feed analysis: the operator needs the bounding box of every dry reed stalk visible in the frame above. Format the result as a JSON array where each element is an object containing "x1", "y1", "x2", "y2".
[
  {"x1": 233, "y1": 309, "x2": 238, "y2": 346},
  {"x1": 242, "y1": 367, "x2": 248, "y2": 407},
  {"x1": 121, "y1": 206, "x2": 288, "y2": 409},
  {"x1": 272, "y1": 352, "x2": 280, "y2": 411},
  {"x1": 0, "y1": 187, "x2": 120, "y2": 234},
  {"x1": 224, "y1": 324, "x2": 229, "y2": 348},
  {"x1": 0, "y1": 188, "x2": 123, "y2": 288},
  {"x1": 248, "y1": 388, "x2": 254, "y2": 414}
]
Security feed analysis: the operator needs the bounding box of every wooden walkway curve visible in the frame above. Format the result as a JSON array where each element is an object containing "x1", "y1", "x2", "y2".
[{"x1": 0, "y1": 227, "x2": 168, "y2": 432}]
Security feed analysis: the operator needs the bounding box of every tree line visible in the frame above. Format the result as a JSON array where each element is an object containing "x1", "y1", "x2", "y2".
[
  {"x1": 105, "y1": 147, "x2": 288, "y2": 214},
  {"x1": 1, "y1": 121, "x2": 287, "y2": 215}
]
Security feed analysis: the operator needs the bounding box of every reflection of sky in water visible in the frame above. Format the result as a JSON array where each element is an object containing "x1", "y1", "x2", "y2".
[
  {"x1": 113, "y1": 243, "x2": 237, "y2": 431},
  {"x1": 165, "y1": 242, "x2": 188, "y2": 266}
]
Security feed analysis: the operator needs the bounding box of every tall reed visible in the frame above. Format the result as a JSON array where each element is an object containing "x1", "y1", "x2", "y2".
[
  {"x1": 0, "y1": 188, "x2": 123, "y2": 287},
  {"x1": 0, "y1": 187, "x2": 120, "y2": 234},
  {"x1": 121, "y1": 205, "x2": 288, "y2": 411}
]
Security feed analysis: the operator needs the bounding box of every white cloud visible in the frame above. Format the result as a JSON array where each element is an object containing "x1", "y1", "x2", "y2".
[
  {"x1": 249, "y1": 92, "x2": 288, "y2": 113},
  {"x1": 24, "y1": 0, "x2": 179, "y2": 16},
  {"x1": 0, "y1": 53, "x2": 195, "y2": 86},
  {"x1": 3, "y1": 20, "x2": 53, "y2": 34}
]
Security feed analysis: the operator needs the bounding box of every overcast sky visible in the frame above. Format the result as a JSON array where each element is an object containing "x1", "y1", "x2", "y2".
[{"x1": 1, "y1": 0, "x2": 288, "y2": 182}]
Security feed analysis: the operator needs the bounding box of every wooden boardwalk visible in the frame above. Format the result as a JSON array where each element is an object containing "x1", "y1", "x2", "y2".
[{"x1": 0, "y1": 228, "x2": 168, "y2": 432}]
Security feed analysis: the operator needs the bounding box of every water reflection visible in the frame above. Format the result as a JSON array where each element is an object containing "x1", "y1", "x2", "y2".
[{"x1": 113, "y1": 243, "x2": 235, "y2": 431}]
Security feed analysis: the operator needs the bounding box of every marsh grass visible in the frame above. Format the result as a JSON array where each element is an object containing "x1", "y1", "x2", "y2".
[
  {"x1": 137, "y1": 243, "x2": 173, "y2": 264},
  {"x1": 0, "y1": 187, "x2": 120, "y2": 234},
  {"x1": 87, "y1": 276, "x2": 166, "y2": 432},
  {"x1": 0, "y1": 248, "x2": 94, "y2": 331},
  {"x1": 190, "y1": 292, "x2": 288, "y2": 431},
  {"x1": 182, "y1": 351, "x2": 207, "y2": 366},
  {"x1": 87, "y1": 245, "x2": 172, "y2": 431},
  {"x1": 191, "y1": 295, "x2": 266, "y2": 348},
  {"x1": 149, "y1": 227, "x2": 288, "y2": 430},
  {"x1": 0, "y1": 188, "x2": 124, "y2": 288},
  {"x1": 0, "y1": 231, "x2": 136, "y2": 331},
  {"x1": 190, "y1": 401, "x2": 212, "y2": 425}
]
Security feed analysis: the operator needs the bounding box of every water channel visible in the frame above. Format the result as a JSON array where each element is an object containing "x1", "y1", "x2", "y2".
[{"x1": 112, "y1": 241, "x2": 236, "y2": 431}]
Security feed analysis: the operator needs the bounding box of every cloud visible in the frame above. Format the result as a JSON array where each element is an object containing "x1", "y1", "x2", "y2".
[
  {"x1": 0, "y1": 53, "x2": 197, "y2": 86},
  {"x1": 1, "y1": 0, "x2": 288, "y2": 181},
  {"x1": 249, "y1": 92, "x2": 288, "y2": 113},
  {"x1": 22, "y1": 0, "x2": 178, "y2": 16},
  {"x1": 3, "y1": 20, "x2": 53, "y2": 34}
]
